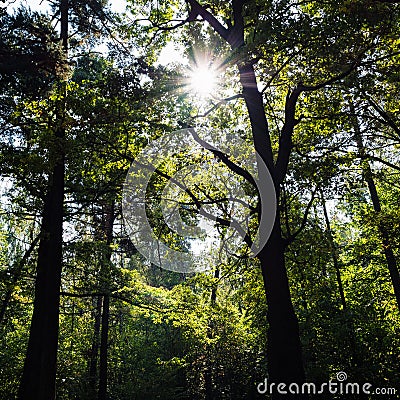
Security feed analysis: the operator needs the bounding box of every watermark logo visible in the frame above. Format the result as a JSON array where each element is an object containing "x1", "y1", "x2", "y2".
[
  {"x1": 257, "y1": 371, "x2": 397, "y2": 396},
  {"x1": 336, "y1": 371, "x2": 347, "y2": 382},
  {"x1": 122, "y1": 128, "x2": 276, "y2": 273}
]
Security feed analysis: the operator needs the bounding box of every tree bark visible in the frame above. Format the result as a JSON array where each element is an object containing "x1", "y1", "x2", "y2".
[
  {"x1": 257, "y1": 216, "x2": 306, "y2": 399},
  {"x1": 18, "y1": 2, "x2": 68, "y2": 399},
  {"x1": 18, "y1": 141, "x2": 65, "y2": 400},
  {"x1": 237, "y1": 51, "x2": 306, "y2": 400},
  {"x1": 237, "y1": 59, "x2": 306, "y2": 400},
  {"x1": 205, "y1": 266, "x2": 219, "y2": 400}
]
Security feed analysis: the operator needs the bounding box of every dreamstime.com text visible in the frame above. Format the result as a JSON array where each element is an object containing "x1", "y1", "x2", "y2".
[{"x1": 257, "y1": 372, "x2": 397, "y2": 396}]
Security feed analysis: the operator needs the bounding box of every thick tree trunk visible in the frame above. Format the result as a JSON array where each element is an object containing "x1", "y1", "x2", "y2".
[
  {"x1": 257, "y1": 215, "x2": 306, "y2": 399},
  {"x1": 364, "y1": 172, "x2": 400, "y2": 308},
  {"x1": 238, "y1": 62, "x2": 306, "y2": 397},
  {"x1": 18, "y1": 2, "x2": 68, "y2": 399},
  {"x1": 204, "y1": 266, "x2": 219, "y2": 400},
  {"x1": 186, "y1": 1, "x2": 306, "y2": 392},
  {"x1": 18, "y1": 156, "x2": 65, "y2": 400}
]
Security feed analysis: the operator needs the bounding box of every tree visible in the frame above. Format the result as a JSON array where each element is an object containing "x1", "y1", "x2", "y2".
[
  {"x1": 125, "y1": 1, "x2": 399, "y2": 394},
  {"x1": 1, "y1": 0, "x2": 400, "y2": 398},
  {"x1": 0, "y1": 1, "x2": 129, "y2": 398},
  {"x1": 17, "y1": 0, "x2": 67, "y2": 396}
]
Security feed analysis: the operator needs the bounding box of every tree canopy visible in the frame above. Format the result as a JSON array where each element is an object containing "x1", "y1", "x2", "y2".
[{"x1": 1, "y1": 0, "x2": 400, "y2": 399}]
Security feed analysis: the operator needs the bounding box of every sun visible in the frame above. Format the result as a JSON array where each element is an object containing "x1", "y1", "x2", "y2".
[{"x1": 188, "y1": 64, "x2": 217, "y2": 98}]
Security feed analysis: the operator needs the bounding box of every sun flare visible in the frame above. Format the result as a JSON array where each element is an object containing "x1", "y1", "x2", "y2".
[{"x1": 188, "y1": 65, "x2": 217, "y2": 98}]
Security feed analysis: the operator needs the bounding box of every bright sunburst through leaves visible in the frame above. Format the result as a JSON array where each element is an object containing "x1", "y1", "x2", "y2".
[{"x1": 188, "y1": 64, "x2": 217, "y2": 98}]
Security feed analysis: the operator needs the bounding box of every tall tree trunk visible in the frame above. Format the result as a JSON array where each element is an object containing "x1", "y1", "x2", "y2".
[
  {"x1": 204, "y1": 266, "x2": 219, "y2": 400},
  {"x1": 89, "y1": 295, "x2": 103, "y2": 395},
  {"x1": 320, "y1": 194, "x2": 368, "y2": 374},
  {"x1": 18, "y1": 2, "x2": 68, "y2": 399},
  {"x1": 18, "y1": 161, "x2": 64, "y2": 400},
  {"x1": 353, "y1": 114, "x2": 400, "y2": 310},
  {"x1": 238, "y1": 66, "x2": 306, "y2": 399},
  {"x1": 98, "y1": 202, "x2": 115, "y2": 400},
  {"x1": 257, "y1": 216, "x2": 306, "y2": 398},
  {"x1": 186, "y1": 3, "x2": 306, "y2": 393},
  {"x1": 237, "y1": 62, "x2": 306, "y2": 397},
  {"x1": 98, "y1": 294, "x2": 110, "y2": 400}
]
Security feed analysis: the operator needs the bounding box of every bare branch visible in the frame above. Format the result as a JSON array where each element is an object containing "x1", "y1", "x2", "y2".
[
  {"x1": 137, "y1": 18, "x2": 192, "y2": 32},
  {"x1": 360, "y1": 154, "x2": 400, "y2": 172},
  {"x1": 132, "y1": 158, "x2": 253, "y2": 247},
  {"x1": 191, "y1": 94, "x2": 243, "y2": 119},
  {"x1": 275, "y1": 60, "x2": 361, "y2": 184}
]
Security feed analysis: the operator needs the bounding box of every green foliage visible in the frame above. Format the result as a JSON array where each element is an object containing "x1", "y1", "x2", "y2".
[{"x1": 1, "y1": 1, "x2": 400, "y2": 399}]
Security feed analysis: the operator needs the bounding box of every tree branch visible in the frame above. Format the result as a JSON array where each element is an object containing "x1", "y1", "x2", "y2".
[
  {"x1": 364, "y1": 94, "x2": 400, "y2": 139},
  {"x1": 275, "y1": 61, "x2": 360, "y2": 184},
  {"x1": 298, "y1": 60, "x2": 359, "y2": 92},
  {"x1": 189, "y1": 128, "x2": 258, "y2": 189},
  {"x1": 360, "y1": 154, "x2": 400, "y2": 172},
  {"x1": 284, "y1": 185, "x2": 319, "y2": 246},
  {"x1": 191, "y1": 94, "x2": 243, "y2": 118},
  {"x1": 131, "y1": 158, "x2": 253, "y2": 248},
  {"x1": 275, "y1": 87, "x2": 302, "y2": 184},
  {"x1": 186, "y1": 0, "x2": 230, "y2": 42},
  {"x1": 261, "y1": 53, "x2": 297, "y2": 93}
]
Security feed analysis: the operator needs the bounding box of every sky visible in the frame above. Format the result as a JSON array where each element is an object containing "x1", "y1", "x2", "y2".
[
  {"x1": 5, "y1": 0, "x2": 182, "y2": 66},
  {"x1": 6, "y1": 0, "x2": 126, "y2": 15},
  {"x1": 0, "y1": 0, "x2": 183, "y2": 208}
]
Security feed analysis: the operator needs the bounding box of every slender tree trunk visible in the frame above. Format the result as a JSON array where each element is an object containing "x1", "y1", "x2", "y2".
[
  {"x1": 321, "y1": 196, "x2": 346, "y2": 309},
  {"x1": 89, "y1": 295, "x2": 103, "y2": 395},
  {"x1": 98, "y1": 294, "x2": 110, "y2": 400},
  {"x1": 98, "y1": 202, "x2": 115, "y2": 400},
  {"x1": 211, "y1": 267, "x2": 219, "y2": 305},
  {"x1": 321, "y1": 195, "x2": 367, "y2": 374},
  {"x1": 353, "y1": 115, "x2": 400, "y2": 310},
  {"x1": 18, "y1": 2, "x2": 68, "y2": 399},
  {"x1": 204, "y1": 266, "x2": 219, "y2": 400}
]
